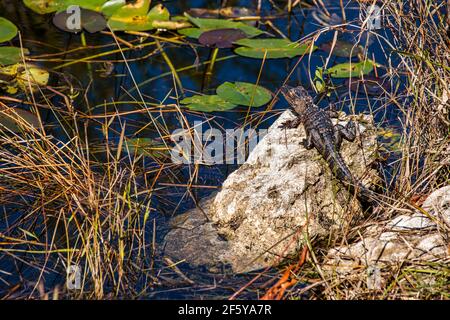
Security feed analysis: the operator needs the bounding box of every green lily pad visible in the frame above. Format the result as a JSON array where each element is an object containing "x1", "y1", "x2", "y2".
[
  {"x1": 16, "y1": 65, "x2": 50, "y2": 92},
  {"x1": 108, "y1": 3, "x2": 170, "y2": 31},
  {"x1": 216, "y1": 82, "x2": 271, "y2": 107},
  {"x1": 0, "y1": 107, "x2": 41, "y2": 133},
  {"x1": 101, "y1": 0, "x2": 126, "y2": 16},
  {"x1": 23, "y1": 0, "x2": 108, "y2": 14},
  {"x1": 234, "y1": 38, "x2": 317, "y2": 59},
  {"x1": 66, "y1": 0, "x2": 107, "y2": 11},
  {"x1": 180, "y1": 95, "x2": 237, "y2": 112},
  {"x1": 326, "y1": 60, "x2": 377, "y2": 78},
  {"x1": 179, "y1": 13, "x2": 263, "y2": 39},
  {"x1": 0, "y1": 18, "x2": 18, "y2": 43},
  {"x1": 0, "y1": 47, "x2": 29, "y2": 66},
  {"x1": 124, "y1": 137, "x2": 169, "y2": 159},
  {"x1": 178, "y1": 28, "x2": 203, "y2": 38},
  {"x1": 23, "y1": 0, "x2": 67, "y2": 14}
]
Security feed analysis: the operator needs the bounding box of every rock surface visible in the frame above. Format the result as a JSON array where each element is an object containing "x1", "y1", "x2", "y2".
[
  {"x1": 163, "y1": 110, "x2": 380, "y2": 273},
  {"x1": 323, "y1": 185, "x2": 450, "y2": 285}
]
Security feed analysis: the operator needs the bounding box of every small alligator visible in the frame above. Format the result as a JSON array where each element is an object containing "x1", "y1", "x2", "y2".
[{"x1": 279, "y1": 85, "x2": 377, "y2": 209}]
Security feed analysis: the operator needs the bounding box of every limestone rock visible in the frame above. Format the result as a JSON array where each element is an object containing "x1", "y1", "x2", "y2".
[
  {"x1": 323, "y1": 185, "x2": 450, "y2": 279},
  {"x1": 164, "y1": 110, "x2": 380, "y2": 273}
]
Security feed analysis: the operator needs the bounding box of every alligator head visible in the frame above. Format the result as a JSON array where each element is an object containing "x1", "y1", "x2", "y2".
[{"x1": 280, "y1": 85, "x2": 314, "y2": 114}]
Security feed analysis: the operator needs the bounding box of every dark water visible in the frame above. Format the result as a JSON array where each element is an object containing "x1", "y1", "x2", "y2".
[{"x1": 0, "y1": 0, "x2": 402, "y2": 299}]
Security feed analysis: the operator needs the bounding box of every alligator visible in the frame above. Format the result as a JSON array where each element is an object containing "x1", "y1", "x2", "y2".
[{"x1": 279, "y1": 85, "x2": 377, "y2": 210}]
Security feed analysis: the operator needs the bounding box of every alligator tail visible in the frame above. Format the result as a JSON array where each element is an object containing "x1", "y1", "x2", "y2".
[{"x1": 325, "y1": 148, "x2": 378, "y2": 212}]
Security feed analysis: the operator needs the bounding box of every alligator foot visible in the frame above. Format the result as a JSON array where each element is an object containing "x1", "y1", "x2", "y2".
[
  {"x1": 279, "y1": 117, "x2": 302, "y2": 129},
  {"x1": 335, "y1": 121, "x2": 356, "y2": 143}
]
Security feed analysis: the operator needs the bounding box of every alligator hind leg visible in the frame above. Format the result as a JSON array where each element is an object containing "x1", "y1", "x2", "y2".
[
  {"x1": 337, "y1": 120, "x2": 357, "y2": 142},
  {"x1": 302, "y1": 133, "x2": 314, "y2": 150}
]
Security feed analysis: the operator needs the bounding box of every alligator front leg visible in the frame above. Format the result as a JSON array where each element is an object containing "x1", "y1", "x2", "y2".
[
  {"x1": 327, "y1": 110, "x2": 340, "y2": 118},
  {"x1": 279, "y1": 116, "x2": 302, "y2": 129}
]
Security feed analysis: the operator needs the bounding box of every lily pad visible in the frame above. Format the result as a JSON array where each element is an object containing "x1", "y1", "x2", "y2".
[
  {"x1": 178, "y1": 28, "x2": 204, "y2": 38},
  {"x1": 108, "y1": 3, "x2": 170, "y2": 31},
  {"x1": 319, "y1": 40, "x2": 363, "y2": 58},
  {"x1": 180, "y1": 95, "x2": 237, "y2": 112},
  {"x1": 188, "y1": 7, "x2": 256, "y2": 19},
  {"x1": 0, "y1": 47, "x2": 29, "y2": 66},
  {"x1": 0, "y1": 18, "x2": 18, "y2": 43},
  {"x1": 325, "y1": 60, "x2": 377, "y2": 78},
  {"x1": 23, "y1": 0, "x2": 67, "y2": 14},
  {"x1": 234, "y1": 38, "x2": 317, "y2": 59},
  {"x1": 216, "y1": 82, "x2": 271, "y2": 107},
  {"x1": 23, "y1": 0, "x2": 108, "y2": 14},
  {"x1": 124, "y1": 137, "x2": 169, "y2": 159},
  {"x1": 101, "y1": 0, "x2": 126, "y2": 17},
  {"x1": 219, "y1": 7, "x2": 257, "y2": 18},
  {"x1": 151, "y1": 20, "x2": 192, "y2": 30},
  {"x1": 198, "y1": 28, "x2": 247, "y2": 48},
  {"x1": 16, "y1": 65, "x2": 50, "y2": 92},
  {"x1": 0, "y1": 107, "x2": 41, "y2": 133},
  {"x1": 53, "y1": 8, "x2": 107, "y2": 33},
  {"x1": 179, "y1": 13, "x2": 263, "y2": 39}
]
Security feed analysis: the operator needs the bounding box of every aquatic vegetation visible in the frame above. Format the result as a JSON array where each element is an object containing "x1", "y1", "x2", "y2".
[
  {"x1": 180, "y1": 94, "x2": 237, "y2": 112},
  {"x1": 216, "y1": 82, "x2": 272, "y2": 107},
  {"x1": 0, "y1": 17, "x2": 18, "y2": 43},
  {"x1": 325, "y1": 59, "x2": 377, "y2": 78},
  {"x1": 53, "y1": 8, "x2": 107, "y2": 33},
  {"x1": 198, "y1": 29, "x2": 247, "y2": 48},
  {"x1": 0, "y1": 47, "x2": 28, "y2": 66},
  {"x1": 108, "y1": 3, "x2": 170, "y2": 31},
  {"x1": 0, "y1": 105, "x2": 41, "y2": 133},
  {"x1": 180, "y1": 13, "x2": 263, "y2": 39},
  {"x1": 234, "y1": 38, "x2": 317, "y2": 59}
]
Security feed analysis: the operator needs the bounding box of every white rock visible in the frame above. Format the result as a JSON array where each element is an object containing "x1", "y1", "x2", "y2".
[{"x1": 164, "y1": 110, "x2": 380, "y2": 273}]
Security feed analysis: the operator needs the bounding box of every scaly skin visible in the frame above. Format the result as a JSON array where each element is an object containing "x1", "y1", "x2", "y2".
[{"x1": 280, "y1": 85, "x2": 375, "y2": 208}]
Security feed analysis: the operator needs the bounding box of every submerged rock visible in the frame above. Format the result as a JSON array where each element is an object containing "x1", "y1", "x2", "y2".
[{"x1": 164, "y1": 110, "x2": 380, "y2": 273}]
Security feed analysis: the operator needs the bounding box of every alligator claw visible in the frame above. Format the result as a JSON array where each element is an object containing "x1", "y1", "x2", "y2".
[{"x1": 279, "y1": 117, "x2": 302, "y2": 129}]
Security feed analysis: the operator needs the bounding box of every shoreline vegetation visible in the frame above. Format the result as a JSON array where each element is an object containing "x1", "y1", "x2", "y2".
[{"x1": 0, "y1": 0, "x2": 448, "y2": 299}]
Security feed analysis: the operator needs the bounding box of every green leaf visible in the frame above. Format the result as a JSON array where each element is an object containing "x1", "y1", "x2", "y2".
[
  {"x1": 178, "y1": 28, "x2": 203, "y2": 38},
  {"x1": 0, "y1": 47, "x2": 29, "y2": 66},
  {"x1": 65, "y1": 0, "x2": 107, "y2": 11},
  {"x1": 0, "y1": 18, "x2": 18, "y2": 43},
  {"x1": 108, "y1": 3, "x2": 170, "y2": 31},
  {"x1": 23, "y1": 0, "x2": 67, "y2": 14},
  {"x1": 180, "y1": 95, "x2": 237, "y2": 112},
  {"x1": 234, "y1": 38, "x2": 317, "y2": 59},
  {"x1": 325, "y1": 60, "x2": 376, "y2": 78},
  {"x1": 180, "y1": 13, "x2": 263, "y2": 39},
  {"x1": 16, "y1": 65, "x2": 50, "y2": 92},
  {"x1": 101, "y1": 0, "x2": 126, "y2": 16},
  {"x1": 216, "y1": 82, "x2": 271, "y2": 107},
  {"x1": 124, "y1": 137, "x2": 169, "y2": 159},
  {"x1": 23, "y1": 0, "x2": 108, "y2": 14}
]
